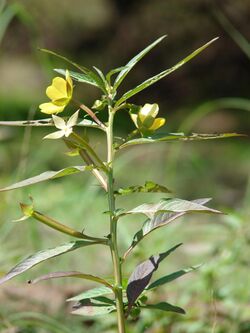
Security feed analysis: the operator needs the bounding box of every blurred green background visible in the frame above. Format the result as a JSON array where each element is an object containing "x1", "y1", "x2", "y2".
[{"x1": 0, "y1": 0, "x2": 250, "y2": 332}]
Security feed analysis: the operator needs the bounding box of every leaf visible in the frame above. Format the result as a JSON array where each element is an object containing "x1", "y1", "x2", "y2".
[
  {"x1": 93, "y1": 66, "x2": 108, "y2": 88},
  {"x1": 0, "y1": 241, "x2": 97, "y2": 285},
  {"x1": 125, "y1": 198, "x2": 222, "y2": 219},
  {"x1": 146, "y1": 265, "x2": 200, "y2": 290},
  {"x1": 115, "y1": 181, "x2": 171, "y2": 196},
  {"x1": 28, "y1": 271, "x2": 113, "y2": 288},
  {"x1": 67, "y1": 286, "x2": 113, "y2": 302},
  {"x1": 114, "y1": 35, "x2": 167, "y2": 89},
  {"x1": 141, "y1": 302, "x2": 185, "y2": 314},
  {"x1": 55, "y1": 69, "x2": 99, "y2": 87},
  {"x1": 40, "y1": 48, "x2": 106, "y2": 92},
  {"x1": 126, "y1": 243, "x2": 182, "y2": 311},
  {"x1": 115, "y1": 38, "x2": 218, "y2": 106},
  {"x1": 72, "y1": 298, "x2": 116, "y2": 316},
  {"x1": 0, "y1": 118, "x2": 103, "y2": 130},
  {"x1": 0, "y1": 166, "x2": 90, "y2": 192},
  {"x1": 118, "y1": 132, "x2": 244, "y2": 149},
  {"x1": 124, "y1": 199, "x2": 210, "y2": 258}
]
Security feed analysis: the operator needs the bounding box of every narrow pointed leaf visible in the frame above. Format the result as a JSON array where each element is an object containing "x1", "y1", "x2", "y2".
[
  {"x1": 141, "y1": 302, "x2": 185, "y2": 314},
  {"x1": 0, "y1": 166, "x2": 90, "y2": 192},
  {"x1": 146, "y1": 265, "x2": 200, "y2": 290},
  {"x1": 126, "y1": 243, "x2": 182, "y2": 311},
  {"x1": 29, "y1": 271, "x2": 113, "y2": 288},
  {"x1": 72, "y1": 298, "x2": 116, "y2": 316},
  {"x1": 114, "y1": 35, "x2": 167, "y2": 89},
  {"x1": 68, "y1": 286, "x2": 113, "y2": 302},
  {"x1": 0, "y1": 241, "x2": 97, "y2": 285},
  {"x1": 0, "y1": 118, "x2": 102, "y2": 130},
  {"x1": 115, "y1": 38, "x2": 218, "y2": 106},
  {"x1": 119, "y1": 132, "x2": 244, "y2": 149},
  {"x1": 115, "y1": 181, "x2": 171, "y2": 196},
  {"x1": 126, "y1": 198, "x2": 222, "y2": 219},
  {"x1": 124, "y1": 199, "x2": 210, "y2": 258},
  {"x1": 55, "y1": 69, "x2": 98, "y2": 87}
]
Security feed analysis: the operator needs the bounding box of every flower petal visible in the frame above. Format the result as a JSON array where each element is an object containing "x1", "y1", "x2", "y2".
[
  {"x1": 65, "y1": 70, "x2": 73, "y2": 97},
  {"x1": 52, "y1": 115, "x2": 66, "y2": 129},
  {"x1": 67, "y1": 110, "x2": 79, "y2": 127},
  {"x1": 39, "y1": 102, "x2": 65, "y2": 115},
  {"x1": 139, "y1": 103, "x2": 159, "y2": 121},
  {"x1": 149, "y1": 118, "x2": 166, "y2": 130},
  {"x1": 46, "y1": 77, "x2": 68, "y2": 100},
  {"x1": 43, "y1": 130, "x2": 64, "y2": 140}
]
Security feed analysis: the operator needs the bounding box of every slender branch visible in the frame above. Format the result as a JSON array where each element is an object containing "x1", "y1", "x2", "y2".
[{"x1": 74, "y1": 100, "x2": 106, "y2": 129}]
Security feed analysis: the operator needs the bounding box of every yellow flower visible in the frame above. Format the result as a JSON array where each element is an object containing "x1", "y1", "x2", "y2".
[
  {"x1": 39, "y1": 70, "x2": 73, "y2": 114},
  {"x1": 130, "y1": 103, "x2": 165, "y2": 136}
]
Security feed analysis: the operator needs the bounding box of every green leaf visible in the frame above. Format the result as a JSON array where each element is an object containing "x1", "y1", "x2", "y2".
[
  {"x1": 0, "y1": 118, "x2": 103, "y2": 130},
  {"x1": 125, "y1": 198, "x2": 222, "y2": 219},
  {"x1": 114, "y1": 35, "x2": 167, "y2": 89},
  {"x1": 146, "y1": 265, "x2": 200, "y2": 290},
  {"x1": 115, "y1": 181, "x2": 171, "y2": 196},
  {"x1": 67, "y1": 286, "x2": 113, "y2": 302},
  {"x1": 119, "y1": 132, "x2": 244, "y2": 149},
  {"x1": 28, "y1": 271, "x2": 113, "y2": 289},
  {"x1": 141, "y1": 302, "x2": 185, "y2": 314},
  {"x1": 0, "y1": 166, "x2": 90, "y2": 192},
  {"x1": 72, "y1": 298, "x2": 116, "y2": 316},
  {"x1": 55, "y1": 69, "x2": 99, "y2": 88},
  {"x1": 0, "y1": 241, "x2": 97, "y2": 285},
  {"x1": 106, "y1": 66, "x2": 127, "y2": 84},
  {"x1": 124, "y1": 199, "x2": 210, "y2": 258},
  {"x1": 115, "y1": 38, "x2": 218, "y2": 106},
  {"x1": 126, "y1": 243, "x2": 182, "y2": 311},
  {"x1": 93, "y1": 66, "x2": 108, "y2": 88},
  {"x1": 39, "y1": 48, "x2": 106, "y2": 92}
]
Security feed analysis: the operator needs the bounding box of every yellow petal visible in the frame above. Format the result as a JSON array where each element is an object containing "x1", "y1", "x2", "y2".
[
  {"x1": 139, "y1": 103, "x2": 159, "y2": 122},
  {"x1": 130, "y1": 113, "x2": 138, "y2": 128},
  {"x1": 46, "y1": 77, "x2": 68, "y2": 100},
  {"x1": 65, "y1": 70, "x2": 73, "y2": 97},
  {"x1": 149, "y1": 118, "x2": 166, "y2": 130},
  {"x1": 39, "y1": 102, "x2": 65, "y2": 114}
]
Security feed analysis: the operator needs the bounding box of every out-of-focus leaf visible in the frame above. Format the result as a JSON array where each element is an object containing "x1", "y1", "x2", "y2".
[
  {"x1": 114, "y1": 35, "x2": 167, "y2": 89},
  {"x1": 0, "y1": 5, "x2": 16, "y2": 44},
  {"x1": 29, "y1": 271, "x2": 113, "y2": 288},
  {"x1": 146, "y1": 265, "x2": 200, "y2": 290},
  {"x1": 126, "y1": 243, "x2": 182, "y2": 311},
  {"x1": 0, "y1": 118, "x2": 102, "y2": 130},
  {"x1": 125, "y1": 198, "x2": 222, "y2": 219},
  {"x1": 0, "y1": 241, "x2": 97, "y2": 285},
  {"x1": 0, "y1": 166, "x2": 90, "y2": 192},
  {"x1": 119, "y1": 132, "x2": 244, "y2": 149},
  {"x1": 141, "y1": 302, "x2": 185, "y2": 314},
  {"x1": 115, "y1": 38, "x2": 218, "y2": 105},
  {"x1": 68, "y1": 286, "x2": 113, "y2": 302},
  {"x1": 124, "y1": 199, "x2": 210, "y2": 258},
  {"x1": 115, "y1": 181, "x2": 171, "y2": 196},
  {"x1": 72, "y1": 298, "x2": 116, "y2": 316}
]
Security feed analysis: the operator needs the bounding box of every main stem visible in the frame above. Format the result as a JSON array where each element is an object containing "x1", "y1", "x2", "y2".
[{"x1": 107, "y1": 109, "x2": 126, "y2": 333}]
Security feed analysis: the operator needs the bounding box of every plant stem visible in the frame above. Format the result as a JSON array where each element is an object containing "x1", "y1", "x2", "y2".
[{"x1": 107, "y1": 109, "x2": 126, "y2": 333}]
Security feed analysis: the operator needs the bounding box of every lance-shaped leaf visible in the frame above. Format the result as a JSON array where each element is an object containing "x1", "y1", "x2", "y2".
[
  {"x1": 114, "y1": 35, "x2": 167, "y2": 89},
  {"x1": 141, "y1": 302, "x2": 185, "y2": 314},
  {"x1": 125, "y1": 198, "x2": 222, "y2": 219},
  {"x1": 0, "y1": 241, "x2": 98, "y2": 285},
  {"x1": 126, "y1": 243, "x2": 182, "y2": 311},
  {"x1": 0, "y1": 166, "x2": 91, "y2": 192},
  {"x1": 39, "y1": 48, "x2": 106, "y2": 93},
  {"x1": 118, "y1": 132, "x2": 243, "y2": 149},
  {"x1": 55, "y1": 69, "x2": 99, "y2": 88},
  {"x1": 72, "y1": 298, "x2": 116, "y2": 316},
  {"x1": 68, "y1": 286, "x2": 113, "y2": 302},
  {"x1": 0, "y1": 118, "x2": 103, "y2": 130},
  {"x1": 115, "y1": 181, "x2": 171, "y2": 196},
  {"x1": 124, "y1": 199, "x2": 210, "y2": 258},
  {"x1": 115, "y1": 38, "x2": 218, "y2": 106},
  {"x1": 146, "y1": 265, "x2": 200, "y2": 291},
  {"x1": 28, "y1": 271, "x2": 113, "y2": 289}
]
